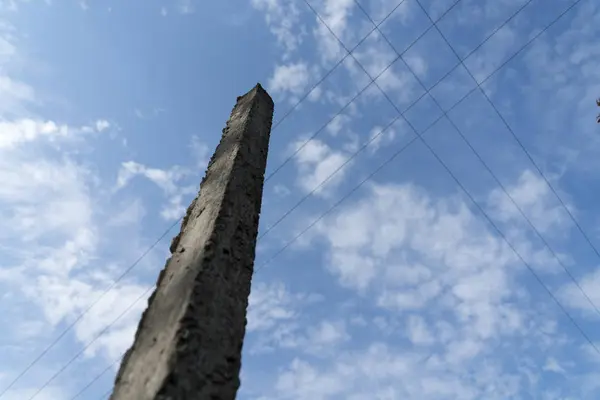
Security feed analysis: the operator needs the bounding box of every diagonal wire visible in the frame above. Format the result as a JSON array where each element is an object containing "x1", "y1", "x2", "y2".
[
  {"x1": 0, "y1": 0, "x2": 414, "y2": 397},
  {"x1": 0, "y1": 2, "x2": 411, "y2": 396},
  {"x1": 353, "y1": 0, "x2": 600, "y2": 317},
  {"x1": 412, "y1": 0, "x2": 600, "y2": 298},
  {"x1": 4, "y1": 15, "x2": 543, "y2": 395},
  {"x1": 0, "y1": 217, "x2": 180, "y2": 398},
  {"x1": 0, "y1": 2, "x2": 461, "y2": 395},
  {"x1": 271, "y1": 0, "x2": 542, "y2": 188},
  {"x1": 256, "y1": 0, "x2": 588, "y2": 282},
  {"x1": 5, "y1": 6, "x2": 526, "y2": 393},
  {"x1": 26, "y1": 286, "x2": 153, "y2": 400},
  {"x1": 269, "y1": 0, "x2": 410, "y2": 133},
  {"x1": 414, "y1": 0, "x2": 600, "y2": 314},
  {"x1": 68, "y1": 356, "x2": 122, "y2": 400},
  {"x1": 98, "y1": 388, "x2": 112, "y2": 400},
  {"x1": 305, "y1": 0, "x2": 599, "y2": 355},
  {"x1": 263, "y1": 0, "x2": 462, "y2": 183},
  {"x1": 65, "y1": 2, "x2": 594, "y2": 398}
]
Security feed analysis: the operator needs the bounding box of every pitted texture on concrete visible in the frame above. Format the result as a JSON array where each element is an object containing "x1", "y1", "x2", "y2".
[{"x1": 110, "y1": 83, "x2": 273, "y2": 400}]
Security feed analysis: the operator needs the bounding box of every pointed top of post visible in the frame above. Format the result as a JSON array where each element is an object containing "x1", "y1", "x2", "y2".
[
  {"x1": 252, "y1": 82, "x2": 273, "y2": 106},
  {"x1": 236, "y1": 83, "x2": 274, "y2": 108}
]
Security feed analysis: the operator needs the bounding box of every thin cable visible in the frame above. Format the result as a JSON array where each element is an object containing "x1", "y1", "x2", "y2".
[
  {"x1": 0, "y1": 3, "x2": 462, "y2": 394},
  {"x1": 270, "y1": 0, "x2": 540, "y2": 188},
  {"x1": 27, "y1": 286, "x2": 153, "y2": 400},
  {"x1": 353, "y1": 0, "x2": 600, "y2": 317},
  {"x1": 411, "y1": 0, "x2": 600, "y2": 316},
  {"x1": 0, "y1": 217, "x2": 181, "y2": 398},
  {"x1": 98, "y1": 388, "x2": 112, "y2": 400},
  {"x1": 66, "y1": 4, "x2": 593, "y2": 397},
  {"x1": 310, "y1": 0, "x2": 599, "y2": 353},
  {"x1": 263, "y1": 0, "x2": 463, "y2": 183},
  {"x1": 416, "y1": 0, "x2": 600, "y2": 283},
  {"x1": 0, "y1": 2, "x2": 409, "y2": 395},
  {"x1": 5, "y1": 15, "x2": 540, "y2": 395},
  {"x1": 259, "y1": 114, "x2": 403, "y2": 240},
  {"x1": 269, "y1": 0, "x2": 409, "y2": 132},
  {"x1": 68, "y1": 356, "x2": 122, "y2": 400},
  {"x1": 256, "y1": 0, "x2": 585, "y2": 275}
]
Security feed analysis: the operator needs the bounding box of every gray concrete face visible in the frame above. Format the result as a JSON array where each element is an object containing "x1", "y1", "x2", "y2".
[{"x1": 110, "y1": 84, "x2": 274, "y2": 400}]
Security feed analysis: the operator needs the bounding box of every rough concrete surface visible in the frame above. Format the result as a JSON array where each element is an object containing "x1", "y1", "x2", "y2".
[{"x1": 110, "y1": 83, "x2": 274, "y2": 400}]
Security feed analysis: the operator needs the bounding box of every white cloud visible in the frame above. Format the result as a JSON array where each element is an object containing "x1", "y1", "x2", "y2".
[
  {"x1": 312, "y1": 0, "x2": 356, "y2": 64},
  {"x1": 248, "y1": 282, "x2": 299, "y2": 332},
  {"x1": 543, "y1": 357, "x2": 565, "y2": 374},
  {"x1": 273, "y1": 183, "x2": 291, "y2": 197},
  {"x1": 0, "y1": 118, "x2": 109, "y2": 150},
  {"x1": 251, "y1": 0, "x2": 306, "y2": 57},
  {"x1": 0, "y1": 149, "x2": 150, "y2": 369},
  {"x1": 178, "y1": 0, "x2": 194, "y2": 14},
  {"x1": 246, "y1": 281, "x2": 326, "y2": 354},
  {"x1": 268, "y1": 62, "x2": 311, "y2": 98},
  {"x1": 115, "y1": 161, "x2": 198, "y2": 221},
  {"x1": 368, "y1": 0, "x2": 413, "y2": 25},
  {"x1": 0, "y1": 75, "x2": 32, "y2": 115},
  {"x1": 325, "y1": 113, "x2": 350, "y2": 136},
  {"x1": 0, "y1": 119, "x2": 68, "y2": 149},
  {"x1": 488, "y1": 169, "x2": 571, "y2": 236},
  {"x1": 406, "y1": 315, "x2": 435, "y2": 346},
  {"x1": 75, "y1": 282, "x2": 150, "y2": 360},
  {"x1": 559, "y1": 268, "x2": 600, "y2": 315},
  {"x1": 297, "y1": 178, "x2": 574, "y2": 375},
  {"x1": 107, "y1": 198, "x2": 146, "y2": 227},
  {"x1": 267, "y1": 341, "x2": 528, "y2": 399},
  {"x1": 367, "y1": 123, "x2": 396, "y2": 152},
  {"x1": 95, "y1": 119, "x2": 110, "y2": 132},
  {"x1": 0, "y1": 155, "x2": 94, "y2": 244},
  {"x1": 291, "y1": 137, "x2": 349, "y2": 197}
]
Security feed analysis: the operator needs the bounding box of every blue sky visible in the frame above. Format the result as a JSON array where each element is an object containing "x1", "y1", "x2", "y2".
[{"x1": 0, "y1": 0, "x2": 600, "y2": 398}]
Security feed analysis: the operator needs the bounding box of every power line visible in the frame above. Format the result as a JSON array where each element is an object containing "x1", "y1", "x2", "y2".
[
  {"x1": 268, "y1": 0, "x2": 410, "y2": 133},
  {"x1": 263, "y1": 0, "x2": 463, "y2": 183},
  {"x1": 352, "y1": 0, "x2": 600, "y2": 317},
  {"x1": 415, "y1": 0, "x2": 600, "y2": 298},
  {"x1": 68, "y1": 356, "x2": 122, "y2": 400},
  {"x1": 97, "y1": 388, "x2": 112, "y2": 400},
  {"x1": 0, "y1": 217, "x2": 180, "y2": 399},
  {"x1": 26, "y1": 286, "x2": 153, "y2": 400},
  {"x1": 0, "y1": 2, "x2": 452, "y2": 395},
  {"x1": 255, "y1": 0, "x2": 586, "y2": 280},
  {"x1": 413, "y1": 0, "x2": 600, "y2": 315},
  {"x1": 22, "y1": 0, "x2": 593, "y2": 398},
  {"x1": 307, "y1": 0, "x2": 598, "y2": 354}
]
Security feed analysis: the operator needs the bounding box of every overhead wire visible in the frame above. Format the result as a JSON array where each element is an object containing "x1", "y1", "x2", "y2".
[
  {"x1": 18, "y1": 0, "x2": 593, "y2": 398},
  {"x1": 305, "y1": 0, "x2": 599, "y2": 354},
  {"x1": 353, "y1": 0, "x2": 600, "y2": 318},
  {"x1": 0, "y1": 0, "x2": 413, "y2": 396},
  {"x1": 414, "y1": 0, "x2": 600, "y2": 305}
]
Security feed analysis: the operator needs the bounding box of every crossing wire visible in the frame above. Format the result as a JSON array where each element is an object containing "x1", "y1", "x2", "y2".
[
  {"x1": 268, "y1": 0, "x2": 410, "y2": 133},
  {"x1": 20, "y1": 0, "x2": 593, "y2": 398},
  {"x1": 353, "y1": 0, "x2": 600, "y2": 317},
  {"x1": 0, "y1": 0, "x2": 461, "y2": 397},
  {"x1": 0, "y1": 0, "x2": 412, "y2": 397},
  {"x1": 263, "y1": 0, "x2": 462, "y2": 183},
  {"x1": 304, "y1": 0, "x2": 599, "y2": 354},
  {"x1": 414, "y1": 0, "x2": 600, "y2": 312},
  {"x1": 79, "y1": 0, "x2": 600, "y2": 398}
]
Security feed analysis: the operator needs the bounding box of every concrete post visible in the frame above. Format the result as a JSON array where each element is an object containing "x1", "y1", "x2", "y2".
[{"x1": 110, "y1": 83, "x2": 274, "y2": 400}]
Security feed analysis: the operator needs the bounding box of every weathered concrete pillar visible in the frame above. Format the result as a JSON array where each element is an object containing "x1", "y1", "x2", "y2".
[{"x1": 110, "y1": 83, "x2": 274, "y2": 400}]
